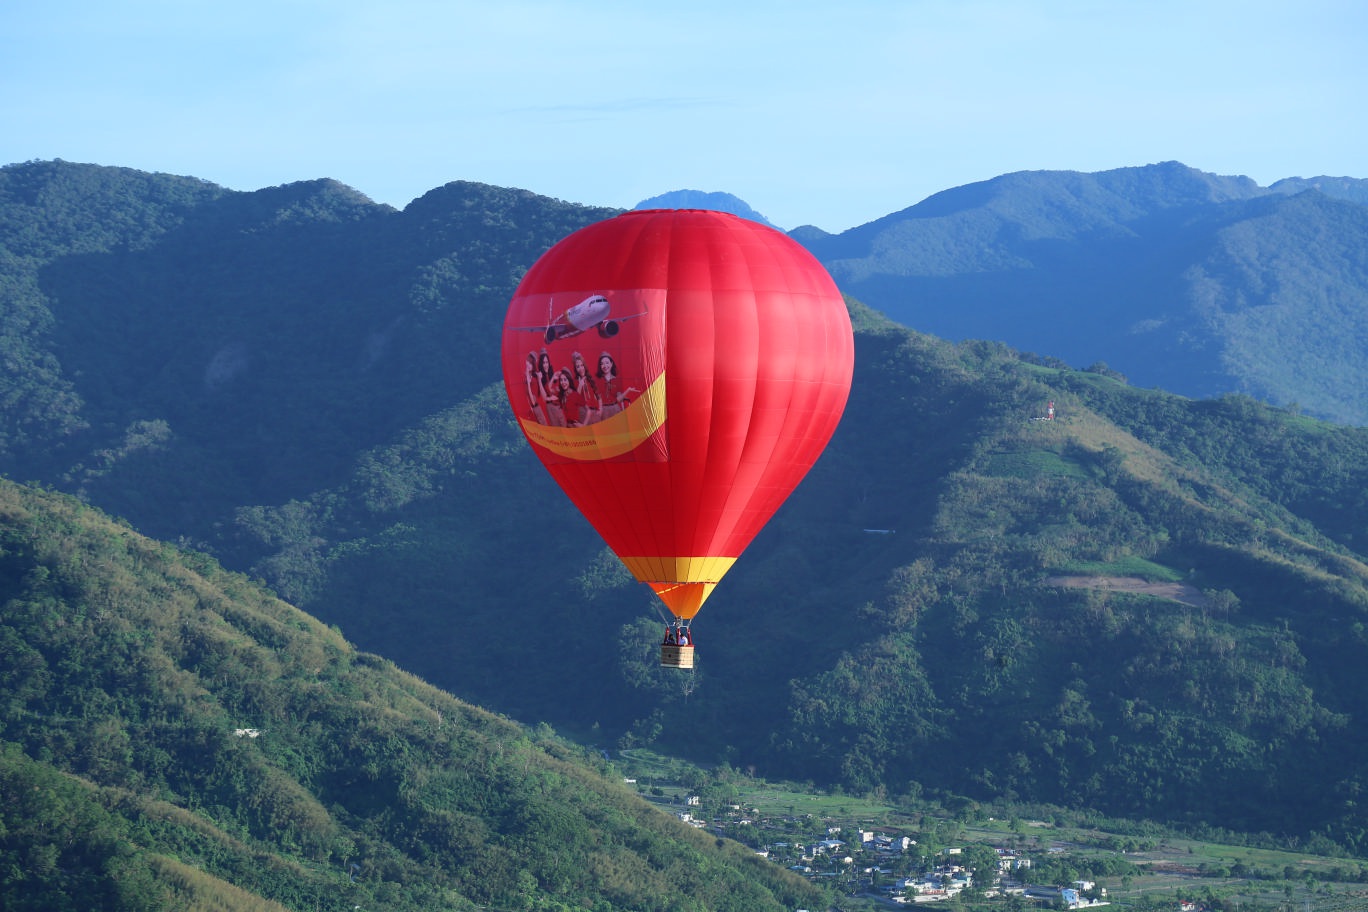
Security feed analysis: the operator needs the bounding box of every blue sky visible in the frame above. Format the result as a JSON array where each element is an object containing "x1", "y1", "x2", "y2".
[{"x1": 5, "y1": 0, "x2": 1365, "y2": 232}]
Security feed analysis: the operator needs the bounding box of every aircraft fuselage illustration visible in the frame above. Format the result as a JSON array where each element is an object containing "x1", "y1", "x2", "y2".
[{"x1": 542, "y1": 295, "x2": 621, "y2": 344}]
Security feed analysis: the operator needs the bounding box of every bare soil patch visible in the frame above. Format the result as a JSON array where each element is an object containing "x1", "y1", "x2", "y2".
[{"x1": 1040, "y1": 575, "x2": 1209, "y2": 608}]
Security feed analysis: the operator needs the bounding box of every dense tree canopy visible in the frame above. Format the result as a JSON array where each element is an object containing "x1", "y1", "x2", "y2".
[{"x1": 0, "y1": 480, "x2": 822, "y2": 911}]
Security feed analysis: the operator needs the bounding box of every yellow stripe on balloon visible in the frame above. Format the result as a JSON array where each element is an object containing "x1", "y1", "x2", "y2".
[
  {"x1": 619, "y1": 555, "x2": 738, "y2": 619},
  {"x1": 620, "y1": 555, "x2": 737, "y2": 584},
  {"x1": 518, "y1": 372, "x2": 667, "y2": 460},
  {"x1": 648, "y1": 581, "x2": 714, "y2": 619}
]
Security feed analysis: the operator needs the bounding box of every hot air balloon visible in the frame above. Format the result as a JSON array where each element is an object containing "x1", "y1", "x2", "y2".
[{"x1": 501, "y1": 209, "x2": 854, "y2": 668}]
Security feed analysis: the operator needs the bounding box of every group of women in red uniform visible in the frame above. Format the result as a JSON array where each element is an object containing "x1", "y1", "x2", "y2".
[{"x1": 521, "y1": 349, "x2": 639, "y2": 427}]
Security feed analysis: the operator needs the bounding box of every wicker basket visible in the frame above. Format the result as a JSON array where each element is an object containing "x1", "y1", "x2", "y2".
[{"x1": 660, "y1": 643, "x2": 696, "y2": 669}]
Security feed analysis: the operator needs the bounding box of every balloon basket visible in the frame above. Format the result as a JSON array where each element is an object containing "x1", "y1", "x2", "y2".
[{"x1": 660, "y1": 643, "x2": 695, "y2": 669}]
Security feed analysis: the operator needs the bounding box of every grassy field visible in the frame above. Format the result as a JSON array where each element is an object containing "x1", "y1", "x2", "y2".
[{"x1": 1054, "y1": 555, "x2": 1187, "y2": 581}]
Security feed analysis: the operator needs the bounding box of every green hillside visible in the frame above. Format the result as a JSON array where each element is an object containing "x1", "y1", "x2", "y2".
[
  {"x1": 0, "y1": 160, "x2": 617, "y2": 528},
  {"x1": 0, "y1": 480, "x2": 821, "y2": 911},
  {"x1": 221, "y1": 310, "x2": 1368, "y2": 850},
  {"x1": 7, "y1": 160, "x2": 1368, "y2": 857}
]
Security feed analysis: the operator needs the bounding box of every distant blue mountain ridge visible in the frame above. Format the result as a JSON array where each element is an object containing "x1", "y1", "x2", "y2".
[
  {"x1": 633, "y1": 189, "x2": 779, "y2": 229},
  {"x1": 647, "y1": 164, "x2": 1368, "y2": 425}
]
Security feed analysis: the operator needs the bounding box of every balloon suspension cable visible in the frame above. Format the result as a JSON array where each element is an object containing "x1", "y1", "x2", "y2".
[
  {"x1": 650, "y1": 601, "x2": 692, "y2": 633},
  {"x1": 651, "y1": 600, "x2": 672, "y2": 625}
]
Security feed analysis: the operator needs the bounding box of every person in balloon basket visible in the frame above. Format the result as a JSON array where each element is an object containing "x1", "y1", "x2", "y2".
[{"x1": 662, "y1": 625, "x2": 692, "y2": 647}]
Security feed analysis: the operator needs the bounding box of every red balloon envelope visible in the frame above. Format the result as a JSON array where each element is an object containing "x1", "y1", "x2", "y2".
[{"x1": 501, "y1": 209, "x2": 854, "y2": 626}]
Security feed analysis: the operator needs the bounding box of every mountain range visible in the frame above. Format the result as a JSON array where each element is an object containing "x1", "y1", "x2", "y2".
[
  {"x1": 5, "y1": 158, "x2": 1368, "y2": 869},
  {"x1": 796, "y1": 161, "x2": 1368, "y2": 425}
]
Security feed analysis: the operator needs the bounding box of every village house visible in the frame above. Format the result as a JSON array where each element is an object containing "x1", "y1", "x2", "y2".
[
  {"x1": 996, "y1": 847, "x2": 1031, "y2": 873},
  {"x1": 1024, "y1": 885, "x2": 1082, "y2": 908}
]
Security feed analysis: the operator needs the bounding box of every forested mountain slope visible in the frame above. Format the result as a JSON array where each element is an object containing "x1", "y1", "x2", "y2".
[
  {"x1": 176, "y1": 312, "x2": 1368, "y2": 851},
  {"x1": 7, "y1": 161, "x2": 1368, "y2": 852},
  {"x1": 0, "y1": 479, "x2": 821, "y2": 912},
  {"x1": 0, "y1": 160, "x2": 616, "y2": 530},
  {"x1": 800, "y1": 162, "x2": 1368, "y2": 424}
]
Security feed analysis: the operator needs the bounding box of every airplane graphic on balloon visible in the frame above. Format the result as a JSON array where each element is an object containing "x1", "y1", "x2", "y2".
[{"x1": 507, "y1": 293, "x2": 646, "y2": 345}]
